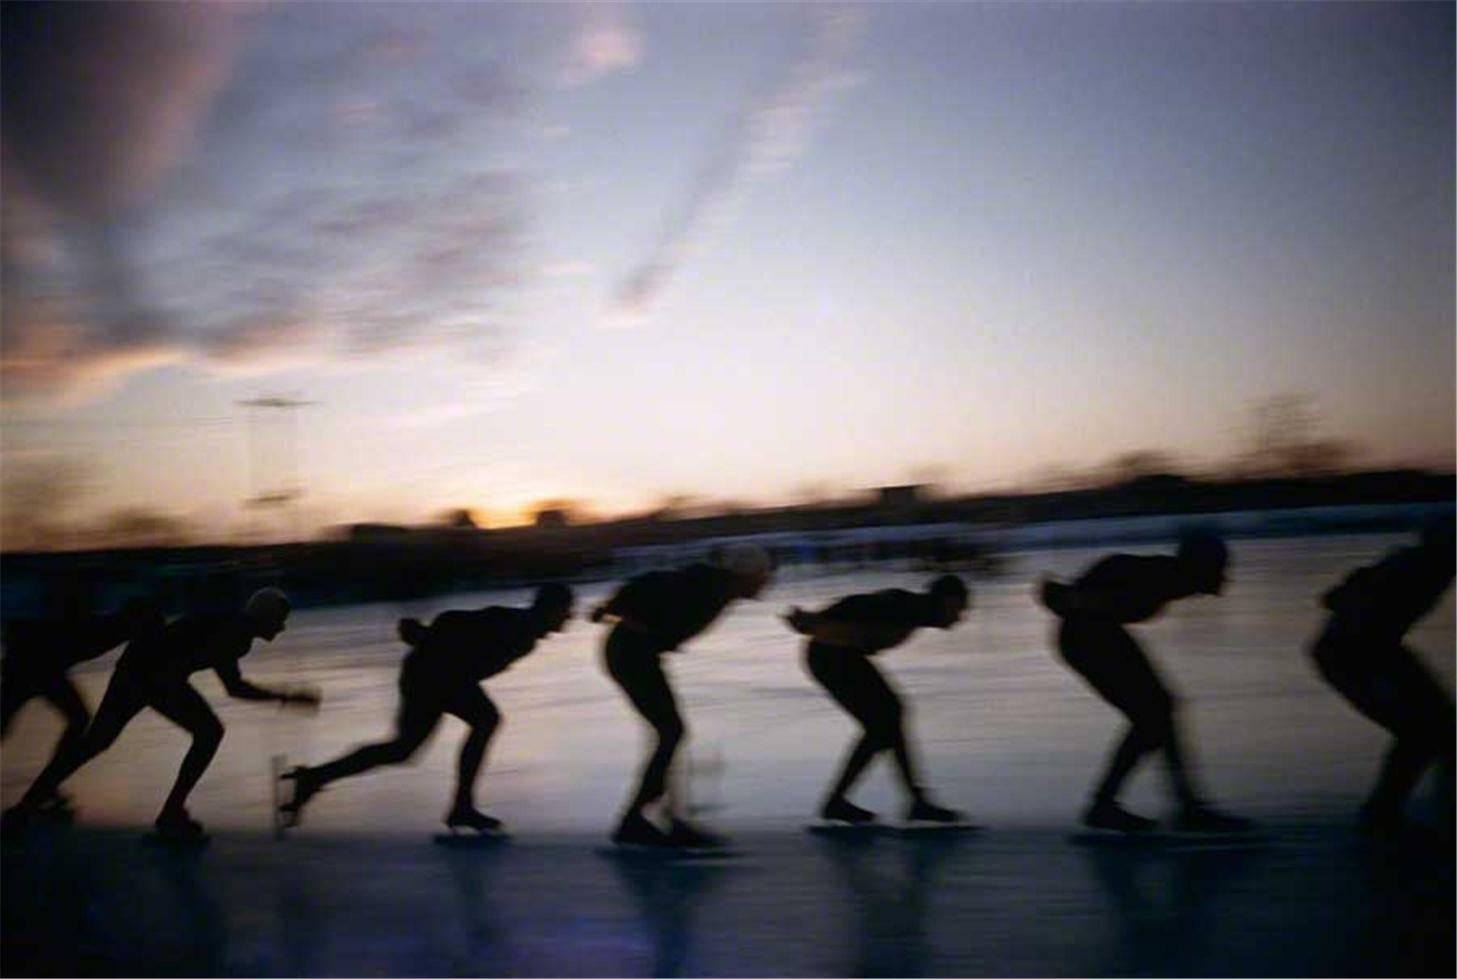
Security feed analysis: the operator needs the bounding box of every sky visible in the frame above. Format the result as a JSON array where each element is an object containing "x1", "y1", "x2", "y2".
[{"x1": 1, "y1": 1, "x2": 1453, "y2": 540}]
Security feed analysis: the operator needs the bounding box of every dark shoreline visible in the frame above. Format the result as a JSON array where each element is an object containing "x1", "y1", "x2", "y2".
[{"x1": 3, "y1": 470, "x2": 1452, "y2": 617}]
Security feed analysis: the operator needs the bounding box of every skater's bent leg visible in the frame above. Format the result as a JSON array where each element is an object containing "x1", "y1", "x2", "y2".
[
  {"x1": 446, "y1": 691, "x2": 501, "y2": 813},
  {"x1": 1092, "y1": 722, "x2": 1158, "y2": 805},
  {"x1": 40, "y1": 678, "x2": 91, "y2": 774},
  {"x1": 1068, "y1": 623, "x2": 1196, "y2": 808},
  {"x1": 877, "y1": 689, "x2": 926, "y2": 801},
  {"x1": 19, "y1": 672, "x2": 143, "y2": 807},
  {"x1": 808, "y1": 646, "x2": 892, "y2": 804},
  {"x1": 0, "y1": 676, "x2": 32, "y2": 739},
  {"x1": 1364, "y1": 648, "x2": 1456, "y2": 819},
  {"x1": 1148, "y1": 696, "x2": 1202, "y2": 808},
  {"x1": 827, "y1": 735, "x2": 881, "y2": 803},
  {"x1": 622, "y1": 662, "x2": 685, "y2": 815},
  {"x1": 309, "y1": 698, "x2": 440, "y2": 788},
  {"x1": 150, "y1": 683, "x2": 225, "y2": 818},
  {"x1": 1365, "y1": 738, "x2": 1430, "y2": 821}
]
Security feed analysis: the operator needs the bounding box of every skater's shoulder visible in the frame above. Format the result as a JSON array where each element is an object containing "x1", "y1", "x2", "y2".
[
  {"x1": 1078, "y1": 552, "x2": 1174, "y2": 586},
  {"x1": 824, "y1": 589, "x2": 920, "y2": 621},
  {"x1": 427, "y1": 605, "x2": 520, "y2": 642}
]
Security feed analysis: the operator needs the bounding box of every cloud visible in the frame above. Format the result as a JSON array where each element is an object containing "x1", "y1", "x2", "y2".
[
  {"x1": 0, "y1": 294, "x2": 187, "y2": 406},
  {"x1": 560, "y1": 2, "x2": 644, "y2": 87},
  {"x1": 606, "y1": 5, "x2": 865, "y2": 325},
  {"x1": 1, "y1": 4, "x2": 532, "y2": 403},
  {"x1": 0, "y1": 2, "x2": 250, "y2": 402},
  {"x1": 202, "y1": 313, "x2": 332, "y2": 371},
  {"x1": 0, "y1": 3, "x2": 249, "y2": 222},
  {"x1": 539, "y1": 260, "x2": 598, "y2": 279}
]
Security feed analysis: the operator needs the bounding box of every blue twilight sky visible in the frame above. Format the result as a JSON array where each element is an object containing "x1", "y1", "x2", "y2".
[{"x1": 1, "y1": 1, "x2": 1452, "y2": 537}]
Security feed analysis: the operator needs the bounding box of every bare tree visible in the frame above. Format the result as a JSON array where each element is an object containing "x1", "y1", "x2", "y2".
[
  {"x1": 1242, "y1": 395, "x2": 1356, "y2": 477},
  {"x1": 0, "y1": 456, "x2": 92, "y2": 550},
  {"x1": 95, "y1": 508, "x2": 193, "y2": 549}
]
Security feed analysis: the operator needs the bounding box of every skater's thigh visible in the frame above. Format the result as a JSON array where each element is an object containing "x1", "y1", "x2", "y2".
[
  {"x1": 38, "y1": 675, "x2": 89, "y2": 724},
  {"x1": 0, "y1": 668, "x2": 42, "y2": 735},
  {"x1": 808, "y1": 646, "x2": 899, "y2": 728},
  {"x1": 148, "y1": 682, "x2": 221, "y2": 737},
  {"x1": 1062, "y1": 622, "x2": 1171, "y2": 723},
  {"x1": 611, "y1": 650, "x2": 681, "y2": 732},
  {"x1": 391, "y1": 683, "x2": 445, "y2": 750},
  {"x1": 443, "y1": 686, "x2": 499, "y2": 731},
  {"x1": 1383, "y1": 647, "x2": 1454, "y2": 746},
  {"x1": 85, "y1": 668, "x2": 150, "y2": 746}
]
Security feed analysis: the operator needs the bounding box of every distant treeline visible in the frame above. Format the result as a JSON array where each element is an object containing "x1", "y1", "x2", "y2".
[{"x1": 2, "y1": 469, "x2": 1451, "y2": 618}]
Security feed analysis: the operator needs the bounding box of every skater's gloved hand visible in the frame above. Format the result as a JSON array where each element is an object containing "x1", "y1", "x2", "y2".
[
  {"x1": 589, "y1": 604, "x2": 608, "y2": 623},
  {"x1": 280, "y1": 686, "x2": 322, "y2": 713},
  {"x1": 783, "y1": 607, "x2": 815, "y2": 634}
]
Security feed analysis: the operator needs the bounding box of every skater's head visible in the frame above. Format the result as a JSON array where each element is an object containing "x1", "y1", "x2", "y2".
[
  {"x1": 1175, "y1": 530, "x2": 1228, "y2": 596},
  {"x1": 531, "y1": 582, "x2": 574, "y2": 633},
  {"x1": 244, "y1": 587, "x2": 291, "y2": 640},
  {"x1": 719, "y1": 543, "x2": 773, "y2": 599},
  {"x1": 926, "y1": 574, "x2": 970, "y2": 628}
]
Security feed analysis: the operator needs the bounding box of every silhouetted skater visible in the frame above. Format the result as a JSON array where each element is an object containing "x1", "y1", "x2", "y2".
[
  {"x1": 593, "y1": 544, "x2": 773, "y2": 848},
  {"x1": 2, "y1": 595, "x2": 164, "y2": 815},
  {"x1": 1311, "y1": 521, "x2": 1454, "y2": 833},
  {"x1": 280, "y1": 583, "x2": 574, "y2": 834},
  {"x1": 1039, "y1": 532, "x2": 1251, "y2": 834},
  {"x1": 6, "y1": 588, "x2": 310, "y2": 839},
  {"x1": 787, "y1": 575, "x2": 971, "y2": 827}
]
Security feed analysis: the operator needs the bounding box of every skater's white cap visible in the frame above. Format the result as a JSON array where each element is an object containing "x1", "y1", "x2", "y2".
[{"x1": 718, "y1": 543, "x2": 772, "y2": 582}]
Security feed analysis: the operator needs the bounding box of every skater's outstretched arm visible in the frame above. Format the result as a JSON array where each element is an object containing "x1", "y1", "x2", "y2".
[{"x1": 215, "y1": 661, "x2": 319, "y2": 709}]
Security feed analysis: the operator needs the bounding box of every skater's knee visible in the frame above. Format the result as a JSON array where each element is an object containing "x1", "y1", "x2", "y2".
[
  {"x1": 1128, "y1": 709, "x2": 1174, "y2": 751},
  {"x1": 654, "y1": 713, "x2": 685, "y2": 747},
  {"x1": 194, "y1": 717, "x2": 224, "y2": 750},
  {"x1": 60, "y1": 703, "x2": 91, "y2": 731},
  {"x1": 82, "y1": 722, "x2": 124, "y2": 756},
  {"x1": 381, "y1": 737, "x2": 424, "y2": 764},
  {"x1": 862, "y1": 715, "x2": 901, "y2": 751},
  {"x1": 1141, "y1": 688, "x2": 1177, "y2": 732}
]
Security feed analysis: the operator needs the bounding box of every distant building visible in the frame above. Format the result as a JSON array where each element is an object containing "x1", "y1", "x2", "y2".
[
  {"x1": 534, "y1": 507, "x2": 571, "y2": 529},
  {"x1": 344, "y1": 523, "x2": 415, "y2": 543},
  {"x1": 876, "y1": 485, "x2": 924, "y2": 511}
]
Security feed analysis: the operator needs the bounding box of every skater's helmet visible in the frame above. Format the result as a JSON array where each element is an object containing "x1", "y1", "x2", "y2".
[
  {"x1": 245, "y1": 587, "x2": 292, "y2": 638},
  {"x1": 718, "y1": 543, "x2": 773, "y2": 597},
  {"x1": 928, "y1": 574, "x2": 970, "y2": 626},
  {"x1": 532, "y1": 582, "x2": 575, "y2": 630},
  {"x1": 1176, "y1": 530, "x2": 1228, "y2": 595}
]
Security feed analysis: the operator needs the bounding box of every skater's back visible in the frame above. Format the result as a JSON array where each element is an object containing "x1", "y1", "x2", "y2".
[
  {"x1": 400, "y1": 605, "x2": 544, "y2": 681},
  {"x1": 1321, "y1": 531, "x2": 1454, "y2": 645}
]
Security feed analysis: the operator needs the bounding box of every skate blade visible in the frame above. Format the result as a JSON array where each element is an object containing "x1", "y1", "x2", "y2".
[
  {"x1": 894, "y1": 821, "x2": 982, "y2": 836},
  {"x1": 805, "y1": 821, "x2": 886, "y2": 837},
  {"x1": 433, "y1": 831, "x2": 510, "y2": 847}
]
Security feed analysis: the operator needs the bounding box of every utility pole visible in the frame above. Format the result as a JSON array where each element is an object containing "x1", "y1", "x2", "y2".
[{"x1": 240, "y1": 395, "x2": 314, "y2": 543}]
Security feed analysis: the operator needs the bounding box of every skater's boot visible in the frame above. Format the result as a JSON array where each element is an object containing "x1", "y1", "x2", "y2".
[
  {"x1": 611, "y1": 811, "x2": 671, "y2": 848},
  {"x1": 665, "y1": 817, "x2": 728, "y2": 849},
  {"x1": 1083, "y1": 799, "x2": 1157, "y2": 833},
  {"x1": 154, "y1": 807, "x2": 207, "y2": 840},
  {"x1": 278, "y1": 766, "x2": 321, "y2": 828},
  {"x1": 1174, "y1": 802, "x2": 1254, "y2": 835},
  {"x1": 445, "y1": 805, "x2": 504, "y2": 835},
  {"x1": 905, "y1": 797, "x2": 968, "y2": 825},
  {"x1": 820, "y1": 797, "x2": 878, "y2": 826}
]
